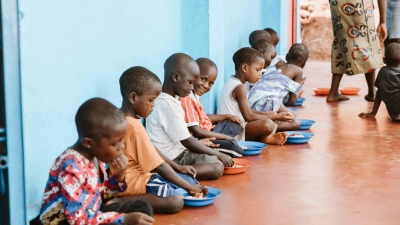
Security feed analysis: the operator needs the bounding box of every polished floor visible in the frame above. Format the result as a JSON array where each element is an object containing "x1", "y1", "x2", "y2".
[{"x1": 153, "y1": 62, "x2": 400, "y2": 225}]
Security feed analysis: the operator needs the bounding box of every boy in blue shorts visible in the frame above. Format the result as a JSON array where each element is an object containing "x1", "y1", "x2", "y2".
[{"x1": 109, "y1": 66, "x2": 207, "y2": 214}]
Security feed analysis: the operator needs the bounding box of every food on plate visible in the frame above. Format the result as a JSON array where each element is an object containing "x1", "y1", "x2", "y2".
[
  {"x1": 289, "y1": 133, "x2": 305, "y2": 138},
  {"x1": 184, "y1": 192, "x2": 205, "y2": 200}
]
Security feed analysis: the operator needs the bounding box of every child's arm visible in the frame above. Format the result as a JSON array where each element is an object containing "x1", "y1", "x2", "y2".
[
  {"x1": 287, "y1": 66, "x2": 304, "y2": 105},
  {"x1": 153, "y1": 162, "x2": 208, "y2": 196},
  {"x1": 180, "y1": 137, "x2": 234, "y2": 167},
  {"x1": 155, "y1": 147, "x2": 197, "y2": 177},
  {"x1": 189, "y1": 125, "x2": 232, "y2": 140},
  {"x1": 207, "y1": 114, "x2": 243, "y2": 125},
  {"x1": 103, "y1": 154, "x2": 129, "y2": 201},
  {"x1": 233, "y1": 85, "x2": 293, "y2": 122},
  {"x1": 359, "y1": 91, "x2": 382, "y2": 118}
]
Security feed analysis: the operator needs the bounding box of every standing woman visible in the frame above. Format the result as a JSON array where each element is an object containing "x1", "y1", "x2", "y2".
[{"x1": 327, "y1": 0, "x2": 387, "y2": 102}]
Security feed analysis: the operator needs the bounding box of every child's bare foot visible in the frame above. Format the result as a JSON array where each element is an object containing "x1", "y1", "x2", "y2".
[
  {"x1": 364, "y1": 94, "x2": 375, "y2": 102},
  {"x1": 260, "y1": 132, "x2": 287, "y2": 145},
  {"x1": 326, "y1": 94, "x2": 349, "y2": 102}
]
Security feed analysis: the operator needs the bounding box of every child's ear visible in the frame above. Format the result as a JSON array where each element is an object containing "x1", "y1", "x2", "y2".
[
  {"x1": 81, "y1": 137, "x2": 93, "y2": 149},
  {"x1": 241, "y1": 63, "x2": 248, "y2": 73},
  {"x1": 172, "y1": 73, "x2": 180, "y2": 82},
  {"x1": 129, "y1": 92, "x2": 137, "y2": 104},
  {"x1": 261, "y1": 49, "x2": 266, "y2": 55}
]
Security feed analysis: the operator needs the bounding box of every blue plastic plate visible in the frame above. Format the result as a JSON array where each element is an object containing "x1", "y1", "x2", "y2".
[
  {"x1": 238, "y1": 141, "x2": 267, "y2": 156},
  {"x1": 286, "y1": 107, "x2": 297, "y2": 111},
  {"x1": 299, "y1": 119, "x2": 316, "y2": 130},
  {"x1": 285, "y1": 131, "x2": 314, "y2": 144},
  {"x1": 293, "y1": 97, "x2": 305, "y2": 106},
  {"x1": 176, "y1": 187, "x2": 222, "y2": 207}
]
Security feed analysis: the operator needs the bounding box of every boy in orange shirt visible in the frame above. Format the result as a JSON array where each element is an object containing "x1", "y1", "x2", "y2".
[{"x1": 110, "y1": 66, "x2": 207, "y2": 214}]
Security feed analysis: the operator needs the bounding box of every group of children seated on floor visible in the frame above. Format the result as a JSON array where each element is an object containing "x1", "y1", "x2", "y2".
[{"x1": 37, "y1": 27, "x2": 400, "y2": 225}]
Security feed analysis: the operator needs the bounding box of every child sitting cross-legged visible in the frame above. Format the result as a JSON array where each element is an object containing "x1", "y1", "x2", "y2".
[
  {"x1": 359, "y1": 43, "x2": 400, "y2": 121},
  {"x1": 109, "y1": 66, "x2": 207, "y2": 214},
  {"x1": 38, "y1": 98, "x2": 154, "y2": 225},
  {"x1": 218, "y1": 47, "x2": 294, "y2": 145},
  {"x1": 180, "y1": 58, "x2": 245, "y2": 158},
  {"x1": 248, "y1": 42, "x2": 309, "y2": 131},
  {"x1": 146, "y1": 53, "x2": 234, "y2": 180}
]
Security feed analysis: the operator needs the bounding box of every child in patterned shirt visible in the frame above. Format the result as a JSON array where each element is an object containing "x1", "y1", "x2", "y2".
[{"x1": 38, "y1": 98, "x2": 153, "y2": 225}]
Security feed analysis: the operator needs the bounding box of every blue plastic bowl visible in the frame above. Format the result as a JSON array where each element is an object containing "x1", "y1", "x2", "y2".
[
  {"x1": 293, "y1": 97, "x2": 305, "y2": 106},
  {"x1": 176, "y1": 187, "x2": 222, "y2": 207},
  {"x1": 286, "y1": 107, "x2": 297, "y2": 111},
  {"x1": 285, "y1": 131, "x2": 314, "y2": 144},
  {"x1": 238, "y1": 141, "x2": 267, "y2": 156},
  {"x1": 299, "y1": 119, "x2": 316, "y2": 130}
]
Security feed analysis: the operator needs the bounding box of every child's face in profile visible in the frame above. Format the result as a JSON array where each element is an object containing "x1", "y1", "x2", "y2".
[
  {"x1": 133, "y1": 82, "x2": 162, "y2": 118},
  {"x1": 174, "y1": 63, "x2": 199, "y2": 97},
  {"x1": 193, "y1": 67, "x2": 217, "y2": 96},
  {"x1": 91, "y1": 121, "x2": 127, "y2": 163},
  {"x1": 246, "y1": 58, "x2": 265, "y2": 84},
  {"x1": 263, "y1": 50, "x2": 277, "y2": 68}
]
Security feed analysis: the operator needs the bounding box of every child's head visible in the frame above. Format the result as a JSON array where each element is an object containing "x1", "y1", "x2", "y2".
[
  {"x1": 119, "y1": 66, "x2": 162, "y2": 118},
  {"x1": 249, "y1": 30, "x2": 272, "y2": 45},
  {"x1": 233, "y1": 47, "x2": 265, "y2": 84},
  {"x1": 75, "y1": 98, "x2": 127, "y2": 163},
  {"x1": 193, "y1": 58, "x2": 218, "y2": 96},
  {"x1": 286, "y1": 43, "x2": 309, "y2": 68},
  {"x1": 251, "y1": 39, "x2": 276, "y2": 68},
  {"x1": 264, "y1": 28, "x2": 280, "y2": 46},
  {"x1": 385, "y1": 43, "x2": 400, "y2": 67},
  {"x1": 164, "y1": 53, "x2": 200, "y2": 97}
]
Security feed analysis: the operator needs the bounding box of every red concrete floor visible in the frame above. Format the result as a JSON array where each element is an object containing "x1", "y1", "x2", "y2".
[{"x1": 153, "y1": 62, "x2": 400, "y2": 225}]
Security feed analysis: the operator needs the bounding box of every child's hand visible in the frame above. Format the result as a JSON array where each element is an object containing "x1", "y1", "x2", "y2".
[
  {"x1": 301, "y1": 76, "x2": 306, "y2": 85},
  {"x1": 358, "y1": 112, "x2": 376, "y2": 118},
  {"x1": 178, "y1": 165, "x2": 197, "y2": 178},
  {"x1": 216, "y1": 152, "x2": 234, "y2": 167},
  {"x1": 277, "y1": 112, "x2": 293, "y2": 121},
  {"x1": 199, "y1": 137, "x2": 220, "y2": 148},
  {"x1": 188, "y1": 184, "x2": 208, "y2": 197},
  {"x1": 222, "y1": 134, "x2": 233, "y2": 140},
  {"x1": 109, "y1": 154, "x2": 128, "y2": 182},
  {"x1": 227, "y1": 115, "x2": 243, "y2": 125},
  {"x1": 124, "y1": 212, "x2": 154, "y2": 225}
]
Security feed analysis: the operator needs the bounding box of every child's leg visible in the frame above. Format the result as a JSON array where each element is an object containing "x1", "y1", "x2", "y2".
[
  {"x1": 101, "y1": 200, "x2": 153, "y2": 216},
  {"x1": 173, "y1": 150, "x2": 224, "y2": 180},
  {"x1": 212, "y1": 139, "x2": 243, "y2": 157},
  {"x1": 245, "y1": 119, "x2": 287, "y2": 145},
  {"x1": 110, "y1": 193, "x2": 183, "y2": 214},
  {"x1": 276, "y1": 105, "x2": 301, "y2": 131},
  {"x1": 364, "y1": 70, "x2": 376, "y2": 101}
]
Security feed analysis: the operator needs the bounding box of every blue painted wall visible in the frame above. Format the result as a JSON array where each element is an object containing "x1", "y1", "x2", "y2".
[{"x1": 3, "y1": 0, "x2": 290, "y2": 223}]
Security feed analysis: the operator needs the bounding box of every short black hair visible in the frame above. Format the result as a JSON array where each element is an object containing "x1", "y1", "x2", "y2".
[
  {"x1": 119, "y1": 66, "x2": 161, "y2": 98},
  {"x1": 164, "y1": 53, "x2": 197, "y2": 79},
  {"x1": 264, "y1": 28, "x2": 278, "y2": 36},
  {"x1": 249, "y1": 30, "x2": 271, "y2": 45},
  {"x1": 286, "y1": 43, "x2": 309, "y2": 64},
  {"x1": 75, "y1": 98, "x2": 126, "y2": 139},
  {"x1": 251, "y1": 39, "x2": 275, "y2": 54},
  {"x1": 385, "y1": 43, "x2": 400, "y2": 66},
  {"x1": 196, "y1": 58, "x2": 218, "y2": 73},
  {"x1": 233, "y1": 47, "x2": 264, "y2": 71}
]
